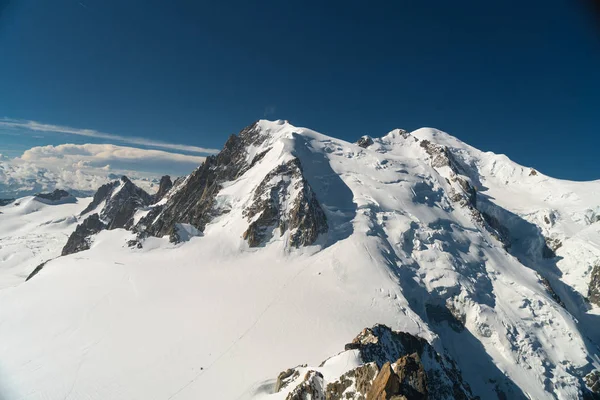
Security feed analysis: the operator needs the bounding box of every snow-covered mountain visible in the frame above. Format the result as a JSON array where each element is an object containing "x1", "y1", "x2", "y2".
[{"x1": 1, "y1": 120, "x2": 600, "y2": 399}]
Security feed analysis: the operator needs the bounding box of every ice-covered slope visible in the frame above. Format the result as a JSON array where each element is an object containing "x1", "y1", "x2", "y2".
[
  {"x1": 1, "y1": 120, "x2": 599, "y2": 399},
  {"x1": 0, "y1": 193, "x2": 90, "y2": 289}
]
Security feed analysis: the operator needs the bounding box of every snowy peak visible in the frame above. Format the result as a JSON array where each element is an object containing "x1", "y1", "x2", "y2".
[
  {"x1": 133, "y1": 120, "x2": 330, "y2": 246},
  {"x1": 62, "y1": 176, "x2": 152, "y2": 255}
]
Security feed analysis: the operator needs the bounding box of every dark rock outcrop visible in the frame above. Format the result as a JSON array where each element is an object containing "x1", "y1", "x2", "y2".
[
  {"x1": 102, "y1": 177, "x2": 153, "y2": 230},
  {"x1": 588, "y1": 263, "x2": 600, "y2": 307},
  {"x1": 80, "y1": 176, "x2": 152, "y2": 229},
  {"x1": 585, "y1": 370, "x2": 600, "y2": 394},
  {"x1": 25, "y1": 259, "x2": 53, "y2": 281},
  {"x1": 61, "y1": 214, "x2": 106, "y2": 256},
  {"x1": 425, "y1": 303, "x2": 465, "y2": 332},
  {"x1": 542, "y1": 237, "x2": 562, "y2": 259},
  {"x1": 395, "y1": 353, "x2": 428, "y2": 399},
  {"x1": 35, "y1": 189, "x2": 71, "y2": 202},
  {"x1": 539, "y1": 276, "x2": 565, "y2": 308},
  {"x1": 80, "y1": 181, "x2": 119, "y2": 215},
  {"x1": 357, "y1": 136, "x2": 374, "y2": 148},
  {"x1": 243, "y1": 158, "x2": 327, "y2": 248},
  {"x1": 55, "y1": 177, "x2": 153, "y2": 257},
  {"x1": 153, "y1": 175, "x2": 173, "y2": 203},
  {"x1": 0, "y1": 198, "x2": 15, "y2": 206}
]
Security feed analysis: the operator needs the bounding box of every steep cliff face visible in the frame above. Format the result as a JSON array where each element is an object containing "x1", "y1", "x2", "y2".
[
  {"x1": 242, "y1": 158, "x2": 327, "y2": 248},
  {"x1": 153, "y1": 175, "x2": 173, "y2": 203},
  {"x1": 136, "y1": 122, "x2": 271, "y2": 241},
  {"x1": 61, "y1": 177, "x2": 152, "y2": 255},
  {"x1": 61, "y1": 213, "x2": 106, "y2": 256}
]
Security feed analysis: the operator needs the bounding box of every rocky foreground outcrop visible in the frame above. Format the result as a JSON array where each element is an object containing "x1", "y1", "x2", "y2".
[{"x1": 272, "y1": 324, "x2": 474, "y2": 400}]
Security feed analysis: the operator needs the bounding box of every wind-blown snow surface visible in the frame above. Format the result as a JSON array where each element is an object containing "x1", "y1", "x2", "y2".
[
  {"x1": 0, "y1": 196, "x2": 90, "y2": 289},
  {"x1": 1, "y1": 120, "x2": 600, "y2": 399}
]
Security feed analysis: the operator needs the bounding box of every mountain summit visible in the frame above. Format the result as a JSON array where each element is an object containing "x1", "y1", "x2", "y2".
[{"x1": 1, "y1": 120, "x2": 600, "y2": 399}]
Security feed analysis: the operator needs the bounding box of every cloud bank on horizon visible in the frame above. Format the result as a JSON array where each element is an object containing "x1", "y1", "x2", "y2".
[{"x1": 0, "y1": 118, "x2": 217, "y2": 198}]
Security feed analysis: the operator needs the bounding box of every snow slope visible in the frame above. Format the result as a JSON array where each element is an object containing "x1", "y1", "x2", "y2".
[
  {"x1": 0, "y1": 195, "x2": 90, "y2": 289},
  {"x1": 1, "y1": 120, "x2": 599, "y2": 399}
]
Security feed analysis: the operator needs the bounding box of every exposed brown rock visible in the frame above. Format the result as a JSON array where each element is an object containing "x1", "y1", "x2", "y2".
[
  {"x1": 325, "y1": 362, "x2": 378, "y2": 400},
  {"x1": 367, "y1": 362, "x2": 400, "y2": 400},
  {"x1": 276, "y1": 368, "x2": 300, "y2": 392},
  {"x1": 286, "y1": 370, "x2": 325, "y2": 400}
]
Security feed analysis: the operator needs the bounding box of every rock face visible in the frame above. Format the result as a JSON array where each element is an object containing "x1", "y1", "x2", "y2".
[
  {"x1": 588, "y1": 263, "x2": 600, "y2": 307},
  {"x1": 35, "y1": 189, "x2": 71, "y2": 202},
  {"x1": 25, "y1": 259, "x2": 53, "y2": 281},
  {"x1": 0, "y1": 198, "x2": 15, "y2": 206},
  {"x1": 273, "y1": 324, "x2": 474, "y2": 400},
  {"x1": 81, "y1": 176, "x2": 152, "y2": 229},
  {"x1": 80, "y1": 181, "x2": 119, "y2": 215},
  {"x1": 366, "y1": 362, "x2": 400, "y2": 400},
  {"x1": 101, "y1": 176, "x2": 153, "y2": 230},
  {"x1": 153, "y1": 175, "x2": 173, "y2": 202},
  {"x1": 357, "y1": 136, "x2": 374, "y2": 148},
  {"x1": 585, "y1": 370, "x2": 600, "y2": 394},
  {"x1": 60, "y1": 177, "x2": 152, "y2": 256},
  {"x1": 286, "y1": 371, "x2": 325, "y2": 400},
  {"x1": 61, "y1": 214, "x2": 106, "y2": 256},
  {"x1": 242, "y1": 158, "x2": 327, "y2": 248}
]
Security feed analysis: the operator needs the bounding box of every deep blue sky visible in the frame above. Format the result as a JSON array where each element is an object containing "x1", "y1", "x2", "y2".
[{"x1": 1, "y1": 0, "x2": 599, "y2": 179}]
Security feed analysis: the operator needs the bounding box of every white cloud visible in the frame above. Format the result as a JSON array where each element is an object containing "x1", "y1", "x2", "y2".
[
  {"x1": 0, "y1": 118, "x2": 220, "y2": 155},
  {"x1": 0, "y1": 143, "x2": 207, "y2": 198}
]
